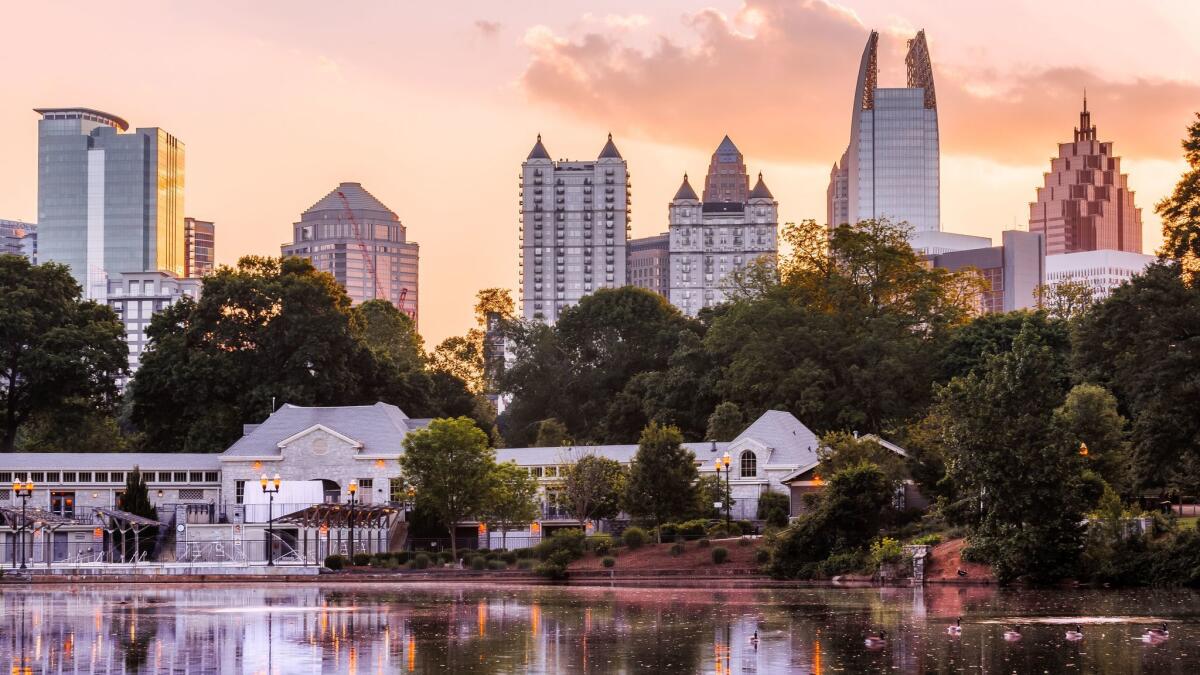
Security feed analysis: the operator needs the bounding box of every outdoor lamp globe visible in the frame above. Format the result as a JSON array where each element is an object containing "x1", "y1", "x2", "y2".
[
  {"x1": 273, "y1": 473, "x2": 281, "y2": 490},
  {"x1": 260, "y1": 473, "x2": 268, "y2": 491}
]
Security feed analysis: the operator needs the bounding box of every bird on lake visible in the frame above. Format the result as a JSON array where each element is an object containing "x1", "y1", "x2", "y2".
[
  {"x1": 947, "y1": 618, "x2": 962, "y2": 636},
  {"x1": 864, "y1": 630, "x2": 886, "y2": 649},
  {"x1": 1003, "y1": 626, "x2": 1022, "y2": 641},
  {"x1": 1065, "y1": 624, "x2": 1084, "y2": 641},
  {"x1": 749, "y1": 631, "x2": 759, "y2": 648},
  {"x1": 1143, "y1": 623, "x2": 1169, "y2": 641}
]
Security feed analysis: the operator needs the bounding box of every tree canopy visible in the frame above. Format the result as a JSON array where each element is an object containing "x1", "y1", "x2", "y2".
[
  {"x1": 1157, "y1": 113, "x2": 1200, "y2": 266},
  {"x1": 561, "y1": 454, "x2": 626, "y2": 524},
  {"x1": 482, "y1": 461, "x2": 540, "y2": 549},
  {"x1": 623, "y1": 422, "x2": 698, "y2": 540}
]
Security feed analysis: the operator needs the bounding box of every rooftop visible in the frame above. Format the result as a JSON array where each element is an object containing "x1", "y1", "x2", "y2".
[
  {"x1": 34, "y1": 107, "x2": 129, "y2": 131},
  {"x1": 302, "y1": 182, "x2": 398, "y2": 221}
]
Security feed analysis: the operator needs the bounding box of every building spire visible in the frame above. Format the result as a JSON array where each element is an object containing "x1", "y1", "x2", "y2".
[
  {"x1": 527, "y1": 134, "x2": 551, "y2": 160},
  {"x1": 1075, "y1": 93, "x2": 1096, "y2": 143}
]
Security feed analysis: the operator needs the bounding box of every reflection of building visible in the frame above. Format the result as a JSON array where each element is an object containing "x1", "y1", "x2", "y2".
[
  {"x1": 519, "y1": 134, "x2": 630, "y2": 324},
  {"x1": 282, "y1": 182, "x2": 419, "y2": 323},
  {"x1": 927, "y1": 230, "x2": 1045, "y2": 313},
  {"x1": 184, "y1": 217, "x2": 215, "y2": 277},
  {"x1": 1030, "y1": 98, "x2": 1143, "y2": 255},
  {"x1": 668, "y1": 137, "x2": 778, "y2": 316},
  {"x1": 106, "y1": 271, "x2": 202, "y2": 381},
  {"x1": 1, "y1": 219, "x2": 36, "y2": 261},
  {"x1": 35, "y1": 108, "x2": 184, "y2": 299},
  {"x1": 627, "y1": 232, "x2": 669, "y2": 297},
  {"x1": 1045, "y1": 249, "x2": 1155, "y2": 300}
]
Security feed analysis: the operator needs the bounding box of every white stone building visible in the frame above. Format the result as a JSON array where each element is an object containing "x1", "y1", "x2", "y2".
[
  {"x1": 106, "y1": 270, "x2": 201, "y2": 383},
  {"x1": 1044, "y1": 249, "x2": 1156, "y2": 300}
]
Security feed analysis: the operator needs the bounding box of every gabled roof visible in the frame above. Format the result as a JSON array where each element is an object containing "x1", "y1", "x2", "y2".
[
  {"x1": 527, "y1": 134, "x2": 551, "y2": 160},
  {"x1": 276, "y1": 424, "x2": 363, "y2": 450},
  {"x1": 731, "y1": 410, "x2": 820, "y2": 466},
  {"x1": 749, "y1": 172, "x2": 774, "y2": 199},
  {"x1": 672, "y1": 174, "x2": 699, "y2": 201},
  {"x1": 303, "y1": 182, "x2": 397, "y2": 219},
  {"x1": 598, "y1": 133, "x2": 622, "y2": 159},
  {"x1": 222, "y1": 402, "x2": 414, "y2": 457}
]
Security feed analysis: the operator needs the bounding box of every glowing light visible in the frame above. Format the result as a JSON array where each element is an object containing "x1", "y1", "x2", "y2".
[{"x1": 1079, "y1": 442, "x2": 1089, "y2": 457}]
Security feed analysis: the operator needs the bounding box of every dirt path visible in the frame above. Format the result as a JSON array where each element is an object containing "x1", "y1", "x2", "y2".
[
  {"x1": 570, "y1": 538, "x2": 763, "y2": 573},
  {"x1": 924, "y1": 538, "x2": 995, "y2": 582}
]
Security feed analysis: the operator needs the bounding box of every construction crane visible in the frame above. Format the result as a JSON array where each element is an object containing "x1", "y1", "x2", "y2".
[
  {"x1": 397, "y1": 287, "x2": 416, "y2": 321},
  {"x1": 336, "y1": 190, "x2": 387, "y2": 303}
]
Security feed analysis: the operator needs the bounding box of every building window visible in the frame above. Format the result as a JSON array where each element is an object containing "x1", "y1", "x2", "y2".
[
  {"x1": 189, "y1": 472, "x2": 204, "y2": 483},
  {"x1": 94, "y1": 472, "x2": 108, "y2": 483},
  {"x1": 78, "y1": 472, "x2": 93, "y2": 483},
  {"x1": 739, "y1": 451, "x2": 757, "y2": 478},
  {"x1": 173, "y1": 472, "x2": 187, "y2": 483},
  {"x1": 50, "y1": 491, "x2": 75, "y2": 518},
  {"x1": 204, "y1": 472, "x2": 219, "y2": 483},
  {"x1": 62, "y1": 472, "x2": 77, "y2": 483},
  {"x1": 110, "y1": 472, "x2": 124, "y2": 483},
  {"x1": 235, "y1": 480, "x2": 246, "y2": 505}
]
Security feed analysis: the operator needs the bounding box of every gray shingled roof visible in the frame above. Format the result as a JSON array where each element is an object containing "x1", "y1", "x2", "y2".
[
  {"x1": 527, "y1": 135, "x2": 551, "y2": 160},
  {"x1": 732, "y1": 410, "x2": 820, "y2": 466},
  {"x1": 497, "y1": 442, "x2": 729, "y2": 466},
  {"x1": 221, "y1": 402, "x2": 414, "y2": 457},
  {"x1": 749, "y1": 172, "x2": 774, "y2": 199},
  {"x1": 303, "y1": 182, "x2": 397, "y2": 219},
  {"x1": 2, "y1": 453, "x2": 221, "y2": 471},
  {"x1": 673, "y1": 174, "x2": 699, "y2": 201},
  {"x1": 598, "y1": 134, "x2": 622, "y2": 159}
]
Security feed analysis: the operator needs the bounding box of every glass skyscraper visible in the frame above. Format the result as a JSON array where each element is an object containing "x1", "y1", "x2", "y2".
[
  {"x1": 36, "y1": 108, "x2": 185, "y2": 299},
  {"x1": 828, "y1": 31, "x2": 941, "y2": 235}
]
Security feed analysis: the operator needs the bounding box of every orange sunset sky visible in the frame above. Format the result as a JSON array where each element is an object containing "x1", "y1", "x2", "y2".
[{"x1": 2, "y1": 1, "x2": 1198, "y2": 345}]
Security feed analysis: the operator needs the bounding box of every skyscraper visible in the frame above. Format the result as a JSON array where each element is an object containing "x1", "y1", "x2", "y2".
[
  {"x1": 668, "y1": 138, "x2": 778, "y2": 316},
  {"x1": 0, "y1": 219, "x2": 35, "y2": 261},
  {"x1": 282, "y1": 182, "x2": 419, "y2": 323},
  {"x1": 519, "y1": 134, "x2": 630, "y2": 324},
  {"x1": 184, "y1": 217, "x2": 215, "y2": 277},
  {"x1": 35, "y1": 108, "x2": 184, "y2": 299},
  {"x1": 627, "y1": 232, "x2": 669, "y2": 298},
  {"x1": 1029, "y1": 98, "x2": 1143, "y2": 255}
]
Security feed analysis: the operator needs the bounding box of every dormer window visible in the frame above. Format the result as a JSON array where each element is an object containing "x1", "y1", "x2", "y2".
[{"x1": 740, "y1": 451, "x2": 757, "y2": 478}]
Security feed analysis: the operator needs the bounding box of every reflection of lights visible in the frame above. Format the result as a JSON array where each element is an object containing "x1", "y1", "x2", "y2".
[
  {"x1": 407, "y1": 635, "x2": 415, "y2": 672},
  {"x1": 478, "y1": 601, "x2": 486, "y2": 637},
  {"x1": 813, "y1": 639, "x2": 822, "y2": 675},
  {"x1": 531, "y1": 605, "x2": 541, "y2": 637}
]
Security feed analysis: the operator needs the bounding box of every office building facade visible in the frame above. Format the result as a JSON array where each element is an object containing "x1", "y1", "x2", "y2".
[
  {"x1": 926, "y1": 230, "x2": 1044, "y2": 314},
  {"x1": 282, "y1": 182, "x2": 419, "y2": 323},
  {"x1": 668, "y1": 138, "x2": 778, "y2": 316},
  {"x1": 1044, "y1": 249, "x2": 1155, "y2": 301},
  {"x1": 184, "y1": 217, "x2": 215, "y2": 277},
  {"x1": 627, "y1": 233, "x2": 669, "y2": 298},
  {"x1": 519, "y1": 135, "x2": 630, "y2": 323},
  {"x1": 1029, "y1": 98, "x2": 1143, "y2": 255},
  {"x1": 107, "y1": 271, "x2": 201, "y2": 382},
  {"x1": 35, "y1": 108, "x2": 184, "y2": 300}
]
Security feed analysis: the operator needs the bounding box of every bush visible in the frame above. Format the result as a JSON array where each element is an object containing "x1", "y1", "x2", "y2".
[
  {"x1": 500, "y1": 551, "x2": 518, "y2": 564},
  {"x1": 670, "y1": 543, "x2": 685, "y2": 556},
  {"x1": 534, "y1": 529, "x2": 586, "y2": 562},
  {"x1": 470, "y1": 556, "x2": 487, "y2": 571},
  {"x1": 711, "y1": 547, "x2": 729, "y2": 564},
  {"x1": 588, "y1": 534, "x2": 614, "y2": 556},
  {"x1": 818, "y1": 550, "x2": 865, "y2": 577},
  {"x1": 758, "y1": 492, "x2": 791, "y2": 527},
  {"x1": 413, "y1": 553, "x2": 431, "y2": 569},
  {"x1": 735, "y1": 520, "x2": 756, "y2": 535},
  {"x1": 535, "y1": 550, "x2": 574, "y2": 580},
  {"x1": 488, "y1": 559, "x2": 507, "y2": 570},
  {"x1": 755, "y1": 548, "x2": 770, "y2": 564},
  {"x1": 324, "y1": 554, "x2": 346, "y2": 571},
  {"x1": 516, "y1": 559, "x2": 534, "y2": 570},
  {"x1": 514, "y1": 548, "x2": 535, "y2": 559},
  {"x1": 911, "y1": 533, "x2": 943, "y2": 547},
  {"x1": 870, "y1": 537, "x2": 905, "y2": 567},
  {"x1": 437, "y1": 551, "x2": 453, "y2": 564},
  {"x1": 737, "y1": 537, "x2": 752, "y2": 547},
  {"x1": 352, "y1": 552, "x2": 372, "y2": 567},
  {"x1": 706, "y1": 524, "x2": 731, "y2": 539},
  {"x1": 697, "y1": 538, "x2": 711, "y2": 548},
  {"x1": 602, "y1": 556, "x2": 615, "y2": 568},
  {"x1": 623, "y1": 527, "x2": 648, "y2": 549},
  {"x1": 394, "y1": 551, "x2": 411, "y2": 564},
  {"x1": 675, "y1": 519, "x2": 711, "y2": 537}
]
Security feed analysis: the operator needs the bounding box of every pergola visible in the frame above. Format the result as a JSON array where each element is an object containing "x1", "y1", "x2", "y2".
[
  {"x1": 92, "y1": 507, "x2": 162, "y2": 564},
  {"x1": 0, "y1": 506, "x2": 76, "y2": 569},
  {"x1": 273, "y1": 503, "x2": 399, "y2": 562}
]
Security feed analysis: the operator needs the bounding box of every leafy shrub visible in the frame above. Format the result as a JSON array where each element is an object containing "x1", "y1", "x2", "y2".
[
  {"x1": 478, "y1": 548, "x2": 491, "y2": 555},
  {"x1": 737, "y1": 537, "x2": 752, "y2": 547},
  {"x1": 758, "y1": 492, "x2": 791, "y2": 527},
  {"x1": 437, "y1": 551, "x2": 453, "y2": 564},
  {"x1": 488, "y1": 560, "x2": 507, "y2": 570},
  {"x1": 470, "y1": 556, "x2": 487, "y2": 570},
  {"x1": 413, "y1": 553, "x2": 431, "y2": 569},
  {"x1": 588, "y1": 534, "x2": 614, "y2": 556},
  {"x1": 911, "y1": 533, "x2": 943, "y2": 547},
  {"x1": 622, "y1": 527, "x2": 648, "y2": 549},
  {"x1": 755, "y1": 548, "x2": 770, "y2": 564},
  {"x1": 516, "y1": 559, "x2": 534, "y2": 570},
  {"x1": 324, "y1": 554, "x2": 346, "y2": 571},
  {"x1": 670, "y1": 543, "x2": 684, "y2": 556},
  {"x1": 534, "y1": 529, "x2": 586, "y2": 561},
  {"x1": 352, "y1": 552, "x2": 372, "y2": 567},
  {"x1": 500, "y1": 551, "x2": 518, "y2": 564},
  {"x1": 870, "y1": 537, "x2": 905, "y2": 567},
  {"x1": 675, "y1": 519, "x2": 711, "y2": 537},
  {"x1": 706, "y1": 524, "x2": 731, "y2": 539},
  {"x1": 535, "y1": 550, "x2": 574, "y2": 580},
  {"x1": 395, "y1": 551, "x2": 411, "y2": 564},
  {"x1": 735, "y1": 520, "x2": 756, "y2": 535},
  {"x1": 515, "y1": 548, "x2": 535, "y2": 559},
  {"x1": 602, "y1": 556, "x2": 615, "y2": 568},
  {"x1": 711, "y1": 547, "x2": 729, "y2": 564},
  {"x1": 818, "y1": 550, "x2": 865, "y2": 577},
  {"x1": 697, "y1": 538, "x2": 711, "y2": 548}
]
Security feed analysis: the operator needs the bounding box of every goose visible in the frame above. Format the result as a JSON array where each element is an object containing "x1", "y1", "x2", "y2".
[
  {"x1": 1065, "y1": 624, "x2": 1083, "y2": 641},
  {"x1": 1003, "y1": 626, "x2": 1022, "y2": 641},
  {"x1": 1144, "y1": 623, "x2": 1169, "y2": 640},
  {"x1": 864, "y1": 630, "x2": 886, "y2": 649},
  {"x1": 947, "y1": 617, "x2": 962, "y2": 636}
]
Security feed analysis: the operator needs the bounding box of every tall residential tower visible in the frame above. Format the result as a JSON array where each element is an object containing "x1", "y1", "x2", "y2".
[
  {"x1": 184, "y1": 217, "x2": 215, "y2": 277},
  {"x1": 519, "y1": 135, "x2": 630, "y2": 323}
]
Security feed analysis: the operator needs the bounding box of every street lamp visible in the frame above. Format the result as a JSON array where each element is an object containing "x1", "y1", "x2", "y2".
[
  {"x1": 261, "y1": 473, "x2": 281, "y2": 566},
  {"x1": 347, "y1": 479, "x2": 358, "y2": 559},
  {"x1": 12, "y1": 481, "x2": 33, "y2": 570},
  {"x1": 721, "y1": 451, "x2": 732, "y2": 528}
]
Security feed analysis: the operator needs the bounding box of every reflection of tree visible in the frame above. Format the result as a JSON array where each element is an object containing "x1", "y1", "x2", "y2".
[{"x1": 113, "y1": 604, "x2": 158, "y2": 673}]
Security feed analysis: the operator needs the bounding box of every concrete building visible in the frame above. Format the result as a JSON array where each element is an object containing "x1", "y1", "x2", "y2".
[
  {"x1": 1030, "y1": 98, "x2": 1143, "y2": 255},
  {"x1": 927, "y1": 230, "x2": 1044, "y2": 313},
  {"x1": 184, "y1": 217, "x2": 215, "y2": 277},
  {"x1": 627, "y1": 232, "x2": 669, "y2": 297},
  {"x1": 35, "y1": 108, "x2": 184, "y2": 300},
  {"x1": 668, "y1": 138, "x2": 778, "y2": 316},
  {"x1": 519, "y1": 134, "x2": 630, "y2": 324},
  {"x1": 282, "y1": 182, "x2": 419, "y2": 323},
  {"x1": 107, "y1": 271, "x2": 201, "y2": 381},
  {"x1": 1045, "y1": 249, "x2": 1156, "y2": 301},
  {"x1": 0, "y1": 219, "x2": 35, "y2": 261}
]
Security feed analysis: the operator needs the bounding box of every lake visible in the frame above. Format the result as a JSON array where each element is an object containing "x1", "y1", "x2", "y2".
[{"x1": 1, "y1": 582, "x2": 1198, "y2": 673}]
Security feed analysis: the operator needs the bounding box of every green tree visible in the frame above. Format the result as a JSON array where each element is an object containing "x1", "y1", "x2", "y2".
[
  {"x1": 937, "y1": 320, "x2": 1085, "y2": 583},
  {"x1": 1157, "y1": 113, "x2": 1200, "y2": 265},
  {"x1": 816, "y1": 431, "x2": 907, "y2": 484},
  {"x1": 399, "y1": 417, "x2": 495, "y2": 560},
  {"x1": 482, "y1": 461, "x2": 539, "y2": 549},
  {"x1": 354, "y1": 299, "x2": 425, "y2": 370},
  {"x1": 1034, "y1": 279, "x2": 1096, "y2": 322},
  {"x1": 938, "y1": 310, "x2": 1070, "y2": 383},
  {"x1": 118, "y1": 467, "x2": 158, "y2": 561},
  {"x1": 1054, "y1": 384, "x2": 1133, "y2": 494},
  {"x1": 0, "y1": 257, "x2": 126, "y2": 451},
  {"x1": 562, "y1": 454, "x2": 626, "y2": 524},
  {"x1": 534, "y1": 418, "x2": 569, "y2": 447},
  {"x1": 623, "y1": 422, "x2": 699, "y2": 541},
  {"x1": 705, "y1": 402, "x2": 745, "y2": 442}
]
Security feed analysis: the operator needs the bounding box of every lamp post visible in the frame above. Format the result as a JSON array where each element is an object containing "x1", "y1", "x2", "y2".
[
  {"x1": 13, "y1": 481, "x2": 34, "y2": 570},
  {"x1": 261, "y1": 473, "x2": 281, "y2": 566},
  {"x1": 348, "y1": 479, "x2": 358, "y2": 559},
  {"x1": 721, "y1": 451, "x2": 732, "y2": 528}
]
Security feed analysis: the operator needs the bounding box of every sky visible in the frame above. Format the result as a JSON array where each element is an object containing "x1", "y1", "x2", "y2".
[{"x1": 2, "y1": 1, "x2": 1198, "y2": 346}]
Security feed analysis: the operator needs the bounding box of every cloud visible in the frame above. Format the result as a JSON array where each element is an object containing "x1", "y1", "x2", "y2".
[
  {"x1": 474, "y1": 19, "x2": 501, "y2": 38},
  {"x1": 520, "y1": 0, "x2": 1199, "y2": 164}
]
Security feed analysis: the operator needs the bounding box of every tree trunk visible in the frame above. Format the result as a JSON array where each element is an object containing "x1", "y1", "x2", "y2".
[
  {"x1": 448, "y1": 524, "x2": 457, "y2": 563},
  {"x1": 501, "y1": 527, "x2": 507, "y2": 550}
]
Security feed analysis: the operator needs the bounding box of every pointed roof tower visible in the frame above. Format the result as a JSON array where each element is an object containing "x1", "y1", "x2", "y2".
[
  {"x1": 598, "y1": 133, "x2": 623, "y2": 159},
  {"x1": 304, "y1": 182, "x2": 398, "y2": 220},
  {"x1": 672, "y1": 173, "x2": 699, "y2": 201},
  {"x1": 1074, "y1": 91, "x2": 1097, "y2": 142},
  {"x1": 703, "y1": 135, "x2": 750, "y2": 203},
  {"x1": 527, "y1": 134, "x2": 551, "y2": 161},
  {"x1": 748, "y1": 172, "x2": 774, "y2": 200}
]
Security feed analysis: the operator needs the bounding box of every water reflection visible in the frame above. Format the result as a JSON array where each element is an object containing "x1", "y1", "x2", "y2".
[{"x1": 2, "y1": 583, "x2": 1200, "y2": 673}]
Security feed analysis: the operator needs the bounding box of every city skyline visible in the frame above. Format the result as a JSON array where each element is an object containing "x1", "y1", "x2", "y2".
[{"x1": 0, "y1": 1, "x2": 1197, "y2": 344}]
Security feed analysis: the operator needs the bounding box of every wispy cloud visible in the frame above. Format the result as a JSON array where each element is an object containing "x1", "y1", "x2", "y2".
[{"x1": 474, "y1": 19, "x2": 502, "y2": 38}]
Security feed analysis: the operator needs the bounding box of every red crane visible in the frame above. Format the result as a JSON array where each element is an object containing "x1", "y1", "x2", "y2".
[
  {"x1": 336, "y1": 190, "x2": 387, "y2": 303},
  {"x1": 397, "y1": 287, "x2": 416, "y2": 321}
]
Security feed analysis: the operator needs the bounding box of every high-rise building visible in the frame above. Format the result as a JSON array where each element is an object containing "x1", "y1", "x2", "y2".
[
  {"x1": 35, "y1": 108, "x2": 184, "y2": 299},
  {"x1": 107, "y1": 271, "x2": 201, "y2": 383},
  {"x1": 1045, "y1": 249, "x2": 1155, "y2": 301},
  {"x1": 519, "y1": 134, "x2": 630, "y2": 323},
  {"x1": 1029, "y1": 98, "x2": 1143, "y2": 255},
  {"x1": 927, "y1": 230, "x2": 1045, "y2": 314},
  {"x1": 0, "y1": 220, "x2": 35, "y2": 261},
  {"x1": 627, "y1": 233, "x2": 669, "y2": 298},
  {"x1": 184, "y1": 217, "x2": 215, "y2": 277},
  {"x1": 282, "y1": 182, "x2": 419, "y2": 323},
  {"x1": 668, "y1": 138, "x2": 778, "y2": 316}
]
